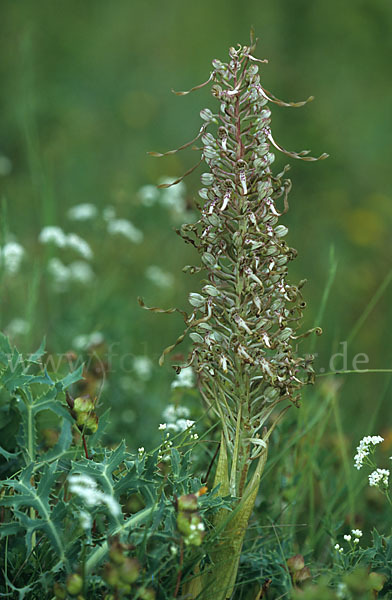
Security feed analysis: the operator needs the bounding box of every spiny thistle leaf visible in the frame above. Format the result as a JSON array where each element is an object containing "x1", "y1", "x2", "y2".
[{"x1": 2, "y1": 461, "x2": 67, "y2": 561}]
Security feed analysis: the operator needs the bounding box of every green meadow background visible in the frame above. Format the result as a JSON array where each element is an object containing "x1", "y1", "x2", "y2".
[{"x1": 1, "y1": 0, "x2": 392, "y2": 552}]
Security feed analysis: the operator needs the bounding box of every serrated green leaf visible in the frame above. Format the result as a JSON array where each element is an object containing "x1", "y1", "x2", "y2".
[
  {"x1": 88, "y1": 408, "x2": 111, "y2": 446},
  {"x1": 0, "y1": 571, "x2": 34, "y2": 600},
  {"x1": 28, "y1": 338, "x2": 46, "y2": 364},
  {"x1": 2, "y1": 461, "x2": 67, "y2": 561},
  {"x1": 32, "y1": 388, "x2": 72, "y2": 421},
  {"x1": 0, "y1": 445, "x2": 19, "y2": 460},
  {"x1": 0, "y1": 521, "x2": 21, "y2": 539},
  {"x1": 69, "y1": 442, "x2": 128, "y2": 527},
  {"x1": 56, "y1": 364, "x2": 84, "y2": 391},
  {"x1": 36, "y1": 420, "x2": 73, "y2": 467}
]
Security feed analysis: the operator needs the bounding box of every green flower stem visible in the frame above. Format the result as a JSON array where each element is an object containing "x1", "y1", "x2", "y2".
[{"x1": 149, "y1": 34, "x2": 326, "y2": 597}]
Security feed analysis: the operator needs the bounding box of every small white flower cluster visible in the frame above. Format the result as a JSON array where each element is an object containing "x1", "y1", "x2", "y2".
[
  {"x1": 145, "y1": 265, "x2": 174, "y2": 289},
  {"x1": 103, "y1": 206, "x2": 116, "y2": 221},
  {"x1": 190, "y1": 521, "x2": 205, "y2": 533},
  {"x1": 138, "y1": 447, "x2": 145, "y2": 456},
  {"x1": 48, "y1": 258, "x2": 94, "y2": 290},
  {"x1": 157, "y1": 438, "x2": 173, "y2": 462},
  {"x1": 336, "y1": 582, "x2": 348, "y2": 599},
  {"x1": 354, "y1": 435, "x2": 384, "y2": 470},
  {"x1": 72, "y1": 331, "x2": 104, "y2": 351},
  {"x1": 334, "y1": 529, "x2": 363, "y2": 555},
  {"x1": 138, "y1": 179, "x2": 191, "y2": 223},
  {"x1": 133, "y1": 356, "x2": 153, "y2": 381},
  {"x1": 351, "y1": 528, "x2": 363, "y2": 538},
  {"x1": 139, "y1": 180, "x2": 186, "y2": 210},
  {"x1": 138, "y1": 185, "x2": 160, "y2": 207},
  {"x1": 160, "y1": 404, "x2": 196, "y2": 437},
  {"x1": 171, "y1": 367, "x2": 195, "y2": 390},
  {"x1": 68, "y1": 473, "x2": 121, "y2": 518},
  {"x1": 0, "y1": 242, "x2": 25, "y2": 275},
  {"x1": 159, "y1": 179, "x2": 186, "y2": 211},
  {"x1": 79, "y1": 510, "x2": 93, "y2": 531},
  {"x1": 39, "y1": 227, "x2": 93, "y2": 260},
  {"x1": 6, "y1": 318, "x2": 30, "y2": 337},
  {"x1": 107, "y1": 218, "x2": 143, "y2": 244},
  {"x1": 67, "y1": 203, "x2": 98, "y2": 221},
  {"x1": 369, "y1": 468, "x2": 390, "y2": 488}
]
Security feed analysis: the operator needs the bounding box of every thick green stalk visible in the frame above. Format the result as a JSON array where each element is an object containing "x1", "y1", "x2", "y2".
[
  {"x1": 200, "y1": 437, "x2": 268, "y2": 600},
  {"x1": 84, "y1": 506, "x2": 154, "y2": 575}
]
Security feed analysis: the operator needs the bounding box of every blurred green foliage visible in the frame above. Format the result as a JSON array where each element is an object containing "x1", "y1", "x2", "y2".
[{"x1": 0, "y1": 0, "x2": 392, "y2": 566}]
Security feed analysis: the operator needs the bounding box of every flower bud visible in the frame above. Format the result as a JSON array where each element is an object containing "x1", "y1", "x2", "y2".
[
  {"x1": 74, "y1": 396, "x2": 95, "y2": 415},
  {"x1": 200, "y1": 173, "x2": 214, "y2": 186},
  {"x1": 369, "y1": 572, "x2": 386, "y2": 592},
  {"x1": 202, "y1": 284, "x2": 220, "y2": 297},
  {"x1": 189, "y1": 333, "x2": 204, "y2": 344},
  {"x1": 206, "y1": 213, "x2": 221, "y2": 227},
  {"x1": 119, "y1": 558, "x2": 140, "y2": 584},
  {"x1": 294, "y1": 566, "x2": 311, "y2": 584},
  {"x1": 76, "y1": 412, "x2": 98, "y2": 435},
  {"x1": 275, "y1": 225, "x2": 288, "y2": 238},
  {"x1": 66, "y1": 574, "x2": 83, "y2": 596},
  {"x1": 139, "y1": 588, "x2": 156, "y2": 600},
  {"x1": 198, "y1": 188, "x2": 210, "y2": 200},
  {"x1": 276, "y1": 328, "x2": 293, "y2": 342},
  {"x1": 102, "y1": 563, "x2": 121, "y2": 587},
  {"x1": 189, "y1": 293, "x2": 206, "y2": 308},
  {"x1": 108, "y1": 540, "x2": 126, "y2": 566},
  {"x1": 201, "y1": 252, "x2": 216, "y2": 267},
  {"x1": 178, "y1": 494, "x2": 198, "y2": 512},
  {"x1": 287, "y1": 554, "x2": 305, "y2": 573},
  {"x1": 53, "y1": 583, "x2": 67, "y2": 599},
  {"x1": 201, "y1": 133, "x2": 215, "y2": 146},
  {"x1": 204, "y1": 146, "x2": 218, "y2": 160},
  {"x1": 200, "y1": 108, "x2": 214, "y2": 122}
]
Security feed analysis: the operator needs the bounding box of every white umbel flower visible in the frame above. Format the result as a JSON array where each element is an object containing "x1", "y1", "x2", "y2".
[
  {"x1": 67, "y1": 203, "x2": 98, "y2": 221},
  {"x1": 369, "y1": 468, "x2": 389, "y2": 488},
  {"x1": 107, "y1": 219, "x2": 143, "y2": 243},
  {"x1": 171, "y1": 367, "x2": 194, "y2": 389},
  {"x1": 145, "y1": 265, "x2": 174, "y2": 288},
  {"x1": 68, "y1": 261, "x2": 95, "y2": 283},
  {"x1": 67, "y1": 233, "x2": 93, "y2": 260},
  {"x1": 39, "y1": 226, "x2": 68, "y2": 247},
  {"x1": 133, "y1": 356, "x2": 153, "y2": 381},
  {"x1": 351, "y1": 529, "x2": 362, "y2": 538},
  {"x1": 39, "y1": 227, "x2": 93, "y2": 259},
  {"x1": 139, "y1": 184, "x2": 159, "y2": 207},
  {"x1": 68, "y1": 473, "x2": 121, "y2": 517},
  {"x1": 354, "y1": 435, "x2": 384, "y2": 470},
  {"x1": 72, "y1": 331, "x2": 104, "y2": 350},
  {"x1": 1, "y1": 242, "x2": 25, "y2": 274}
]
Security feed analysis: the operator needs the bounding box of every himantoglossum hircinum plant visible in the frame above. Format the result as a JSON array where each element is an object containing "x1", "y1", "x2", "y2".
[{"x1": 142, "y1": 33, "x2": 327, "y2": 599}]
